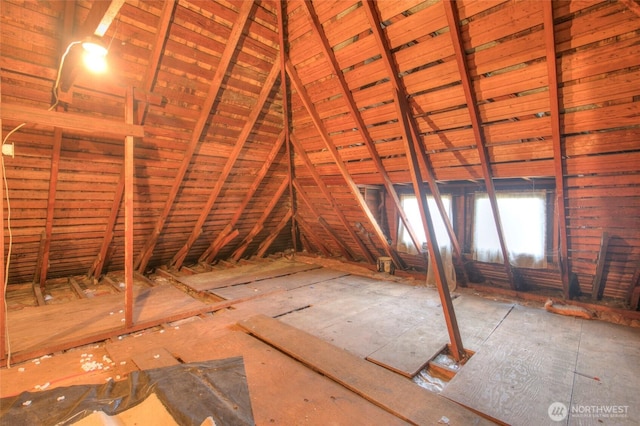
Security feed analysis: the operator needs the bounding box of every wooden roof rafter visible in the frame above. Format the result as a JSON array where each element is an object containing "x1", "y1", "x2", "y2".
[
  {"x1": 199, "y1": 131, "x2": 286, "y2": 264},
  {"x1": 286, "y1": 60, "x2": 402, "y2": 268},
  {"x1": 293, "y1": 179, "x2": 357, "y2": 261},
  {"x1": 290, "y1": 135, "x2": 374, "y2": 263},
  {"x1": 170, "y1": 55, "x2": 282, "y2": 270},
  {"x1": 443, "y1": 0, "x2": 518, "y2": 291},
  {"x1": 134, "y1": 0, "x2": 255, "y2": 274},
  {"x1": 230, "y1": 176, "x2": 291, "y2": 261},
  {"x1": 542, "y1": 1, "x2": 573, "y2": 299},
  {"x1": 136, "y1": 0, "x2": 177, "y2": 125},
  {"x1": 256, "y1": 208, "x2": 294, "y2": 258},
  {"x1": 301, "y1": 0, "x2": 423, "y2": 255},
  {"x1": 363, "y1": 0, "x2": 464, "y2": 361},
  {"x1": 620, "y1": 0, "x2": 640, "y2": 17},
  {"x1": 295, "y1": 216, "x2": 332, "y2": 257}
]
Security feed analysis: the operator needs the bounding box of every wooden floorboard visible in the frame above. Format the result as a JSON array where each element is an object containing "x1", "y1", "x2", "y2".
[
  {"x1": 210, "y1": 268, "x2": 347, "y2": 300},
  {"x1": 441, "y1": 305, "x2": 582, "y2": 425},
  {"x1": 239, "y1": 314, "x2": 494, "y2": 425}
]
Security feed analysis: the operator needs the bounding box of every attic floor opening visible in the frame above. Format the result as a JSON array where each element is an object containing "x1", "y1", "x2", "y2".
[{"x1": 1, "y1": 256, "x2": 639, "y2": 425}]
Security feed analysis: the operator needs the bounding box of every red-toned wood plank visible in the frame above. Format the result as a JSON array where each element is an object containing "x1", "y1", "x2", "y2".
[{"x1": 256, "y1": 208, "x2": 294, "y2": 258}]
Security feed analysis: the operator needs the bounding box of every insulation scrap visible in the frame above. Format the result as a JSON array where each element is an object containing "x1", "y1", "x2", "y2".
[
  {"x1": 21, "y1": 401, "x2": 31, "y2": 407},
  {"x1": 57, "y1": 396, "x2": 65, "y2": 402}
]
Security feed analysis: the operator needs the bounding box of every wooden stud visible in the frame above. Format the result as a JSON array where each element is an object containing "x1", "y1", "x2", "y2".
[
  {"x1": 301, "y1": 0, "x2": 423, "y2": 255},
  {"x1": 199, "y1": 132, "x2": 286, "y2": 263},
  {"x1": 134, "y1": 1, "x2": 254, "y2": 273},
  {"x1": 290, "y1": 135, "x2": 376, "y2": 264},
  {"x1": 69, "y1": 277, "x2": 86, "y2": 299},
  {"x1": 286, "y1": 61, "x2": 402, "y2": 267},
  {"x1": 591, "y1": 232, "x2": 610, "y2": 300},
  {"x1": 171, "y1": 56, "x2": 281, "y2": 269},
  {"x1": 543, "y1": 0, "x2": 573, "y2": 299},
  {"x1": 444, "y1": 0, "x2": 517, "y2": 291},
  {"x1": 124, "y1": 87, "x2": 135, "y2": 328}
]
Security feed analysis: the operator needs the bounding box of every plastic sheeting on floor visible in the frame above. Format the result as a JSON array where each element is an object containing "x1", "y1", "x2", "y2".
[{"x1": 0, "y1": 357, "x2": 254, "y2": 426}]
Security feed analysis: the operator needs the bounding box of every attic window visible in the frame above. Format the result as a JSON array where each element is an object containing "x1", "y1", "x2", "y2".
[
  {"x1": 397, "y1": 194, "x2": 452, "y2": 255},
  {"x1": 473, "y1": 191, "x2": 547, "y2": 268}
]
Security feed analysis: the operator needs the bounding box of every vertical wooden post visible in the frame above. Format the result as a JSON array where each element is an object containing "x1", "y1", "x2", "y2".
[
  {"x1": 0, "y1": 103, "x2": 6, "y2": 362},
  {"x1": 124, "y1": 87, "x2": 135, "y2": 328}
]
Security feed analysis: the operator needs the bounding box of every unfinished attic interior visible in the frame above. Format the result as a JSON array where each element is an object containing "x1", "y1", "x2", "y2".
[{"x1": 1, "y1": 0, "x2": 640, "y2": 423}]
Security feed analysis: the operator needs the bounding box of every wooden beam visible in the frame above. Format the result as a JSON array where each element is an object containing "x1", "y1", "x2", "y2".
[
  {"x1": 198, "y1": 132, "x2": 286, "y2": 263},
  {"x1": 134, "y1": 1, "x2": 254, "y2": 273},
  {"x1": 256, "y1": 209, "x2": 294, "y2": 258},
  {"x1": 542, "y1": 0, "x2": 573, "y2": 299},
  {"x1": 294, "y1": 179, "x2": 356, "y2": 261},
  {"x1": 290, "y1": 135, "x2": 375, "y2": 264},
  {"x1": 171, "y1": 57, "x2": 281, "y2": 269},
  {"x1": 278, "y1": 0, "x2": 297, "y2": 255},
  {"x1": 79, "y1": 0, "x2": 126, "y2": 37},
  {"x1": 124, "y1": 87, "x2": 135, "y2": 328},
  {"x1": 2, "y1": 104, "x2": 144, "y2": 138},
  {"x1": 443, "y1": 0, "x2": 517, "y2": 291},
  {"x1": 591, "y1": 232, "x2": 611, "y2": 300},
  {"x1": 301, "y1": 0, "x2": 423, "y2": 255},
  {"x1": 286, "y1": 61, "x2": 401, "y2": 267},
  {"x1": 230, "y1": 177, "x2": 290, "y2": 261},
  {"x1": 38, "y1": 126, "x2": 63, "y2": 291},
  {"x1": 137, "y1": 0, "x2": 176, "y2": 125},
  {"x1": 69, "y1": 277, "x2": 86, "y2": 299},
  {"x1": 364, "y1": 1, "x2": 465, "y2": 360}
]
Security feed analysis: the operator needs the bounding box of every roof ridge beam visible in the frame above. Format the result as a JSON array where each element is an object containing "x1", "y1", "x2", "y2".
[{"x1": 134, "y1": 0, "x2": 255, "y2": 273}]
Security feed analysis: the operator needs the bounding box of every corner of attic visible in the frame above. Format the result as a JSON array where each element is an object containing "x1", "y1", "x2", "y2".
[{"x1": 0, "y1": 0, "x2": 639, "y2": 424}]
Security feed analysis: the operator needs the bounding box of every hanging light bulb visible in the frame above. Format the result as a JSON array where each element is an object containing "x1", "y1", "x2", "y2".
[{"x1": 81, "y1": 37, "x2": 108, "y2": 73}]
